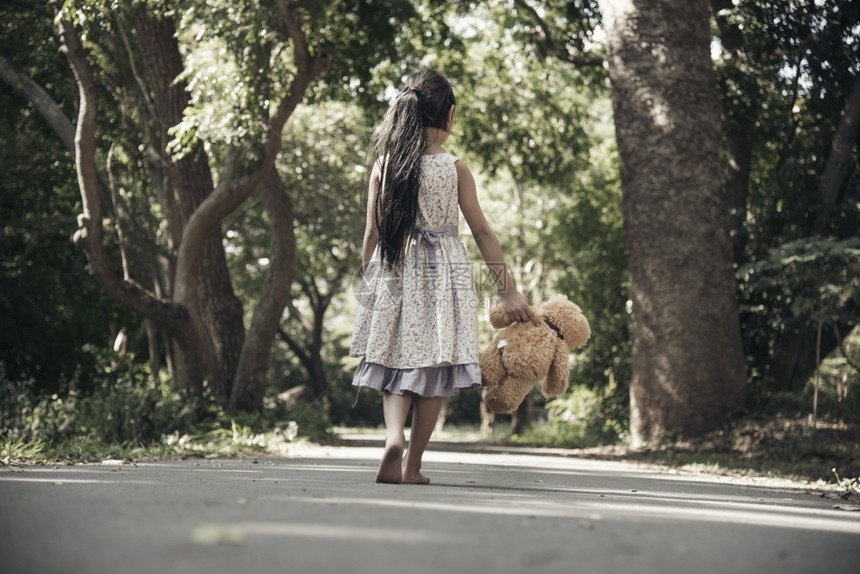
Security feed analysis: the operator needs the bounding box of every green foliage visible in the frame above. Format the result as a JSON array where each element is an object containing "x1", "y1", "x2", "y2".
[
  {"x1": 163, "y1": 420, "x2": 300, "y2": 457},
  {"x1": 448, "y1": 1, "x2": 595, "y2": 186},
  {"x1": 0, "y1": 347, "x2": 194, "y2": 447},
  {"x1": 0, "y1": 343, "x2": 335, "y2": 461},
  {"x1": 0, "y1": 0, "x2": 123, "y2": 393},
  {"x1": 504, "y1": 0, "x2": 603, "y2": 53},
  {"x1": 739, "y1": 237, "x2": 860, "y2": 322},
  {"x1": 281, "y1": 101, "x2": 368, "y2": 296},
  {"x1": 715, "y1": 0, "x2": 860, "y2": 392},
  {"x1": 0, "y1": 436, "x2": 46, "y2": 464},
  {"x1": 511, "y1": 384, "x2": 626, "y2": 448},
  {"x1": 547, "y1": 114, "x2": 629, "y2": 414},
  {"x1": 815, "y1": 326, "x2": 860, "y2": 423},
  {"x1": 738, "y1": 237, "x2": 860, "y2": 389},
  {"x1": 832, "y1": 468, "x2": 859, "y2": 498}
]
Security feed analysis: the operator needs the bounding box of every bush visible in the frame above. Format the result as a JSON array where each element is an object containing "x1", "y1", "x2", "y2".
[
  {"x1": 0, "y1": 347, "x2": 194, "y2": 448},
  {"x1": 512, "y1": 383, "x2": 628, "y2": 448},
  {"x1": 0, "y1": 343, "x2": 338, "y2": 462}
]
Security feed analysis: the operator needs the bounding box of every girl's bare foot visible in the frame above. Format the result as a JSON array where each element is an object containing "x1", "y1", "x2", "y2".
[
  {"x1": 402, "y1": 458, "x2": 430, "y2": 484},
  {"x1": 401, "y1": 469, "x2": 430, "y2": 485},
  {"x1": 375, "y1": 443, "x2": 404, "y2": 484}
]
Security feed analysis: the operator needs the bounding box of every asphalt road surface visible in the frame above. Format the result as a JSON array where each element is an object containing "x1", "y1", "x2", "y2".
[{"x1": 2, "y1": 437, "x2": 858, "y2": 574}]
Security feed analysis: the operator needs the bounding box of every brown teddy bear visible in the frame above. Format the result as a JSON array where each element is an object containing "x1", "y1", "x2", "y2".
[{"x1": 480, "y1": 294, "x2": 590, "y2": 414}]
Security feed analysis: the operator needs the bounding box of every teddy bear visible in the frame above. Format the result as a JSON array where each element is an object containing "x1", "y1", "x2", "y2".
[{"x1": 480, "y1": 294, "x2": 591, "y2": 414}]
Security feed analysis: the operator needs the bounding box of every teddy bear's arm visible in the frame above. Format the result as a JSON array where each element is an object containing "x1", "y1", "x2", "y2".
[
  {"x1": 542, "y1": 343, "x2": 570, "y2": 397},
  {"x1": 489, "y1": 304, "x2": 515, "y2": 328}
]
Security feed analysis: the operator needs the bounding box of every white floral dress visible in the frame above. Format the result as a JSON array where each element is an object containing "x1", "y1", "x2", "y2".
[{"x1": 350, "y1": 152, "x2": 481, "y2": 396}]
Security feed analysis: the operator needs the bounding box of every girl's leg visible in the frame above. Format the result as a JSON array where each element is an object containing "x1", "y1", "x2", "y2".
[
  {"x1": 377, "y1": 391, "x2": 412, "y2": 483},
  {"x1": 402, "y1": 395, "x2": 445, "y2": 484}
]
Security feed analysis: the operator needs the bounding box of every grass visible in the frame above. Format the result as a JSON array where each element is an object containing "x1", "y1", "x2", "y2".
[{"x1": 0, "y1": 421, "x2": 309, "y2": 466}]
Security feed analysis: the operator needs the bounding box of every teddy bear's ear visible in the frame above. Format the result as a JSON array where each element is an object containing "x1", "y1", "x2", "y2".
[{"x1": 489, "y1": 304, "x2": 514, "y2": 328}]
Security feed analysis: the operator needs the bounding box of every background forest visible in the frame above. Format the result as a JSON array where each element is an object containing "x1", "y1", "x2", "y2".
[{"x1": 0, "y1": 0, "x2": 857, "y2": 476}]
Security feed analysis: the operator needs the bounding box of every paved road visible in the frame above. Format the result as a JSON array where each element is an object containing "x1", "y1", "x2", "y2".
[{"x1": 1, "y1": 438, "x2": 858, "y2": 574}]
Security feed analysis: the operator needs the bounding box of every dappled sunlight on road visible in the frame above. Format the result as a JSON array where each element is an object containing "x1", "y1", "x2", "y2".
[
  {"x1": 0, "y1": 476, "x2": 157, "y2": 485},
  {"x1": 191, "y1": 521, "x2": 455, "y2": 544}
]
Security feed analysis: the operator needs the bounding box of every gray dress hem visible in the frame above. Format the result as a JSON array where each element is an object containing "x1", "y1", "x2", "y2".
[{"x1": 352, "y1": 358, "x2": 481, "y2": 398}]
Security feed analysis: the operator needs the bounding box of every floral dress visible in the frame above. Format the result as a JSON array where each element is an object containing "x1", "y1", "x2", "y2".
[{"x1": 350, "y1": 152, "x2": 481, "y2": 396}]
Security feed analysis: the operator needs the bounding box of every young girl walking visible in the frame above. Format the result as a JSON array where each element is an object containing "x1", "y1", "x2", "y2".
[{"x1": 350, "y1": 69, "x2": 538, "y2": 484}]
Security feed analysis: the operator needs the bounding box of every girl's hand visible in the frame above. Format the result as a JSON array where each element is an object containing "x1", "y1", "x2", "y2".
[{"x1": 503, "y1": 290, "x2": 540, "y2": 325}]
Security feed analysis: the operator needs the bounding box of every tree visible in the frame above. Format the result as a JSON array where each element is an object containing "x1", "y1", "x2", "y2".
[
  {"x1": 55, "y1": 0, "x2": 330, "y2": 414},
  {"x1": 599, "y1": 0, "x2": 747, "y2": 444},
  {"x1": 2, "y1": 0, "x2": 440, "y2": 431},
  {"x1": 710, "y1": 0, "x2": 860, "y2": 395}
]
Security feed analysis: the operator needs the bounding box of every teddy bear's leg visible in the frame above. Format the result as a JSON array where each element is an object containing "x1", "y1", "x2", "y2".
[
  {"x1": 479, "y1": 346, "x2": 504, "y2": 389},
  {"x1": 542, "y1": 343, "x2": 571, "y2": 397},
  {"x1": 486, "y1": 375, "x2": 533, "y2": 414}
]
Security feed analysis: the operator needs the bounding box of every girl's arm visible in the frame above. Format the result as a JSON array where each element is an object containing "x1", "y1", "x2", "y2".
[
  {"x1": 457, "y1": 160, "x2": 540, "y2": 325},
  {"x1": 361, "y1": 161, "x2": 382, "y2": 272}
]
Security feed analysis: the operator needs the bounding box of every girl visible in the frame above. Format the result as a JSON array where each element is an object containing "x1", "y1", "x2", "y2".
[{"x1": 350, "y1": 69, "x2": 538, "y2": 484}]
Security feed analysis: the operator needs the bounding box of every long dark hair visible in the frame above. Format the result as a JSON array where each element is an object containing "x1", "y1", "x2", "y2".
[{"x1": 371, "y1": 69, "x2": 456, "y2": 267}]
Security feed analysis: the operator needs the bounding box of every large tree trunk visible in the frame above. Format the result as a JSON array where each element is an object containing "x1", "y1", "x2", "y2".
[
  {"x1": 133, "y1": 11, "x2": 245, "y2": 400},
  {"x1": 599, "y1": 0, "x2": 747, "y2": 446}
]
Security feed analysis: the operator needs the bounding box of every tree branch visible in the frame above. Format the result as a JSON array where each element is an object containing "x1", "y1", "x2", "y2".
[
  {"x1": 819, "y1": 75, "x2": 860, "y2": 207},
  {"x1": 0, "y1": 54, "x2": 112, "y2": 194},
  {"x1": 57, "y1": 16, "x2": 188, "y2": 330},
  {"x1": 275, "y1": 0, "x2": 311, "y2": 70},
  {"x1": 0, "y1": 55, "x2": 76, "y2": 152},
  {"x1": 287, "y1": 299, "x2": 314, "y2": 334},
  {"x1": 173, "y1": 0, "x2": 329, "y2": 306},
  {"x1": 229, "y1": 170, "x2": 297, "y2": 411},
  {"x1": 277, "y1": 327, "x2": 313, "y2": 374},
  {"x1": 106, "y1": 144, "x2": 130, "y2": 280},
  {"x1": 512, "y1": 0, "x2": 603, "y2": 68}
]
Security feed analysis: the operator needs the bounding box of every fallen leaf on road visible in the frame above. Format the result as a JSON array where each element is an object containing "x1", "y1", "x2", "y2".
[
  {"x1": 833, "y1": 505, "x2": 860, "y2": 512},
  {"x1": 819, "y1": 491, "x2": 850, "y2": 500},
  {"x1": 191, "y1": 525, "x2": 245, "y2": 545}
]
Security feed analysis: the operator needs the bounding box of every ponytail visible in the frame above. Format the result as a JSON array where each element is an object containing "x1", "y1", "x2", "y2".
[
  {"x1": 370, "y1": 70, "x2": 456, "y2": 268},
  {"x1": 372, "y1": 88, "x2": 426, "y2": 267}
]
